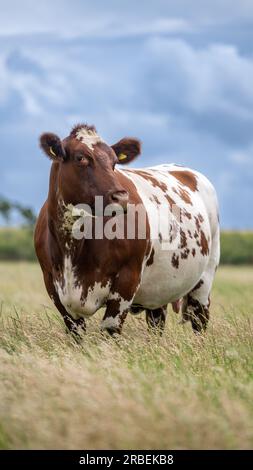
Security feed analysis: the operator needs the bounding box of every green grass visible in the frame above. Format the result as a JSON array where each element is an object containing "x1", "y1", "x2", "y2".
[{"x1": 0, "y1": 262, "x2": 253, "y2": 449}]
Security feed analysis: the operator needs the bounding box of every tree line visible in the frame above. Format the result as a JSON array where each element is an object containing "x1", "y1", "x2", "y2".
[{"x1": 0, "y1": 196, "x2": 36, "y2": 226}]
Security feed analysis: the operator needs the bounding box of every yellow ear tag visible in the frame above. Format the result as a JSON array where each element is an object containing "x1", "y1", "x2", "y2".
[
  {"x1": 118, "y1": 153, "x2": 127, "y2": 161},
  {"x1": 49, "y1": 146, "x2": 56, "y2": 157}
]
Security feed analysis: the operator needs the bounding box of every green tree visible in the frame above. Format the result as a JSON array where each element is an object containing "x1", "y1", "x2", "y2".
[{"x1": 0, "y1": 196, "x2": 36, "y2": 227}]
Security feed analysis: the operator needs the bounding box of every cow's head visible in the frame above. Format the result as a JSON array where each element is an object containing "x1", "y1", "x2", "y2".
[{"x1": 40, "y1": 124, "x2": 141, "y2": 212}]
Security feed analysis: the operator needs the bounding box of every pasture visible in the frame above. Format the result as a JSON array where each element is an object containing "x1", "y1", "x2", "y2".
[{"x1": 0, "y1": 262, "x2": 253, "y2": 449}]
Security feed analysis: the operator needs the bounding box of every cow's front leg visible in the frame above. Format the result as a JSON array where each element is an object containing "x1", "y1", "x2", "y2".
[
  {"x1": 43, "y1": 271, "x2": 86, "y2": 339},
  {"x1": 52, "y1": 294, "x2": 86, "y2": 339},
  {"x1": 101, "y1": 299, "x2": 130, "y2": 336},
  {"x1": 101, "y1": 267, "x2": 140, "y2": 335},
  {"x1": 61, "y1": 310, "x2": 86, "y2": 337}
]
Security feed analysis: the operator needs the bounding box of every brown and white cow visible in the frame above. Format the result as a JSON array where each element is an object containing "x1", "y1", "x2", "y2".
[{"x1": 34, "y1": 124, "x2": 220, "y2": 336}]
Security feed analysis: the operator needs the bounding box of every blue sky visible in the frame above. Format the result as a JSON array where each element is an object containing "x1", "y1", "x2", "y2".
[{"x1": 0, "y1": 0, "x2": 253, "y2": 228}]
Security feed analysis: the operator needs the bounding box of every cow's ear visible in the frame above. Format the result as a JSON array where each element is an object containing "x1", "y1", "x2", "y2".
[
  {"x1": 112, "y1": 138, "x2": 141, "y2": 164},
  {"x1": 39, "y1": 133, "x2": 66, "y2": 161}
]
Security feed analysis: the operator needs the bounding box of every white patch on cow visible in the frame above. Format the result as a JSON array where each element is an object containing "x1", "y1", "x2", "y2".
[
  {"x1": 101, "y1": 315, "x2": 121, "y2": 331},
  {"x1": 75, "y1": 127, "x2": 103, "y2": 150},
  {"x1": 54, "y1": 256, "x2": 111, "y2": 319},
  {"x1": 54, "y1": 256, "x2": 83, "y2": 320},
  {"x1": 83, "y1": 280, "x2": 111, "y2": 316}
]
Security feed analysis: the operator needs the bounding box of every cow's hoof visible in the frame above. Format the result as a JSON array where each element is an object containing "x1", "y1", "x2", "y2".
[{"x1": 101, "y1": 327, "x2": 121, "y2": 337}]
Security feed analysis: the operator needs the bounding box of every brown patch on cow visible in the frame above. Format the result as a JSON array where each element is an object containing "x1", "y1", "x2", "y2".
[
  {"x1": 192, "y1": 279, "x2": 204, "y2": 292},
  {"x1": 146, "y1": 247, "x2": 155, "y2": 266},
  {"x1": 180, "y1": 229, "x2": 187, "y2": 249},
  {"x1": 150, "y1": 194, "x2": 161, "y2": 206},
  {"x1": 200, "y1": 230, "x2": 209, "y2": 256},
  {"x1": 153, "y1": 195, "x2": 161, "y2": 205},
  {"x1": 172, "y1": 253, "x2": 179, "y2": 269},
  {"x1": 169, "y1": 221, "x2": 179, "y2": 244},
  {"x1": 195, "y1": 216, "x2": 201, "y2": 232},
  {"x1": 180, "y1": 208, "x2": 183, "y2": 223},
  {"x1": 184, "y1": 210, "x2": 192, "y2": 220},
  {"x1": 133, "y1": 170, "x2": 168, "y2": 193},
  {"x1": 188, "y1": 229, "x2": 192, "y2": 239},
  {"x1": 178, "y1": 188, "x2": 192, "y2": 205},
  {"x1": 181, "y1": 248, "x2": 190, "y2": 260},
  {"x1": 173, "y1": 186, "x2": 192, "y2": 205},
  {"x1": 194, "y1": 213, "x2": 204, "y2": 234},
  {"x1": 170, "y1": 170, "x2": 198, "y2": 192},
  {"x1": 103, "y1": 299, "x2": 121, "y2": 318},
  {"x1": 192, "y1": 248, "x2": 196, "y2": 257},
  {"x1": 164, "y1": 194, "x2": 176, "y2": 210}
]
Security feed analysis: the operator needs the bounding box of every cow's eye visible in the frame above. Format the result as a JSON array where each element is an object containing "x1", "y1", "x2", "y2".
[{"x1": 76, "y1": 154, "x2": 88, "y2": 164}]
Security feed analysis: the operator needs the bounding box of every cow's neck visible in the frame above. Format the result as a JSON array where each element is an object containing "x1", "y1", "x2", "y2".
[{"x1": 47, "y1": 164, "x2": 84, "y2": 264}]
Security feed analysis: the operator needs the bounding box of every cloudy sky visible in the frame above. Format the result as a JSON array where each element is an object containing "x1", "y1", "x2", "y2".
[{"x1": 0, "y1": 0, "x2": 253, "y2": 228}]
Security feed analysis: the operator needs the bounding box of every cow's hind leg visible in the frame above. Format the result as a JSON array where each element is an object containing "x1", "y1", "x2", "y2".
[
  {"x1": 182, "y1": 292, "x2": 210, "y2": 332},
  {"x1": 146, "y1": 306, "x2": 167, "y2": 334},
  {"x1": 61, "y1": 311, "x2": 86, "y2": 337},
  {"x1": 182, "y1": 225, "x2": 220, "y2": 333}
]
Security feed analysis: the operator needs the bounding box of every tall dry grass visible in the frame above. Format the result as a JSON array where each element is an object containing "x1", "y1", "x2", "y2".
[{"x1": 0, "y1": 262, "x2": 253, "y2": 449}]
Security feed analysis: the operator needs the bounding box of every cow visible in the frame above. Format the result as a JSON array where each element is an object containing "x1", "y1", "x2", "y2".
[{"x1": 34, "y1": 124, "x2": 220, "y2": 337}]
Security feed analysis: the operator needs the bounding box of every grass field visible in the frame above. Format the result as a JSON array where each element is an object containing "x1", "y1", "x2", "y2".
[{"x1": 0, "y1": 262, "x2": 253, "y2": 449}]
